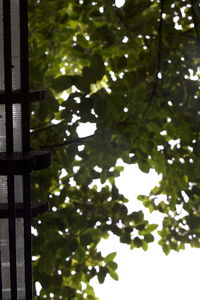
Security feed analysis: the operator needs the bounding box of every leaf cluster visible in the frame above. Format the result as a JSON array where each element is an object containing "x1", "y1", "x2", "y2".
[{"x1": 29, "y1": 0, "x2": 200, "y2": 298}]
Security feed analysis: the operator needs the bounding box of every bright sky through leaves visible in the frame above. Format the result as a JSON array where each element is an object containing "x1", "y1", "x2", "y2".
[
  {"x1": 115, "y1": 0, "x2": 125, "y2": 8},
  {"x1": 92, "y1": 165, "x2": 200, "y2": 300}
]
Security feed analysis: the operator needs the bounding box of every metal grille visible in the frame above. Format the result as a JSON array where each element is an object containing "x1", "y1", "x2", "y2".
[{"x1": 0, "y1": 1, "x2": 51, "y2": 299}]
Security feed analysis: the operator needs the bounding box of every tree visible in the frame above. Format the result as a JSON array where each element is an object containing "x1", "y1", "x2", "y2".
[{"x1": 29, "y1": 0, "x2": 200, "y2": 298}]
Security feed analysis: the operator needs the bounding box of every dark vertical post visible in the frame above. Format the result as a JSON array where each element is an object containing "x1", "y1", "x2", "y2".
[
  {"x1": 20, "y1": 0, "x2": 29, "y2": 151},
  {"x1": 0, "y1": 250, "x2": 2, "y2": 300},
  {"x1": 19, "y1": 0, "x2": 33, "y2": 298},
  {"x1": 23, "y1": 175, "x2": 32, "y2": 299},
  {"x1": 3, "y1": 0, "x2": 14, "y2": 153},
  {"x1": 7, "y1": 176, "x2": 17, "y2": 300},
  {"x1": 3, "y1": 1, "x2": 17, "y2": 299}
]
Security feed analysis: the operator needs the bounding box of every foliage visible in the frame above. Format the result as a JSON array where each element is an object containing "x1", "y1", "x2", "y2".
[{"x1": 29, "y1": 0, "x2": 200, "y2": 298}]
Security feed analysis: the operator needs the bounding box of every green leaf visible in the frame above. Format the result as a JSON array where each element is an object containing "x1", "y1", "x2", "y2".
[
  {"x1": 80, "y1": 228, "x2": 101, "y2": 246},
  {"x1": 90, "y1": 53, "x2": 106, "y2": 81},
  {"x1": 93, "y1": 91, "x2": 107, "y2": 118},
  {"x1": 120, "y1": 232, "x2": 131, "y2": 244},
  {"x1": 82, "y1": 66, "x2": 97, "y2": 84},
  {"x1": 144, "y1": 234, "x2": 154, "y2": 243},
  {"x1": 107, "y1": 261, "x2": 118, "y2": 271},
  {"x1": 141, "y1": 224, "x2": 158, "y2": 234},
  {"x1": 117, "y1": 56, "x2": 127, "y2": 70},
  {"x1": 76, "y1": 34, "x2": 88, "y2": 47},
  {"x1": 130, "y1": 211, "x2": 144, "y2": 224},
  {"x1": 162, "y1": 244, "x2": 170, "y2": 255},
  {"x1": 51, "y1": 75, "x2": 73, "y2": 92},
  {"x1": 138, "y1": 161, "x2": 150, "y2": 173},
  {"x1": 73, "y1": 75, "x2": 91, "y2": 93},
  {"x1": 108, "y1": 269, "x2": 119, "y2": 281},
  {"x1": 133, "y1": 237, "x2": 143, "y2": 248},
  {"x1": 104, "y1": 252, "x2": 117, "y2": 263},
  {"x1": 142, "y1": 241, "x2": 148, "y2": 251},
  {"x1": 97, "y1": 267, "x2": 108, "y2": 284},
  {"x1": 39, "y1": 254, "x2": 55, "y2": 274}
]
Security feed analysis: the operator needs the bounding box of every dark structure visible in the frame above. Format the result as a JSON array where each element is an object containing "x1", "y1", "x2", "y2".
[{"x1": 0, "y1": 1, "x2": 51, "y2": 299}]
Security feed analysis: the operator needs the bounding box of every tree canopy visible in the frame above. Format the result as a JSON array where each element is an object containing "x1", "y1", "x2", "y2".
[{"x1": 29, "y1": 0, "x2": 200, "y2": 298}]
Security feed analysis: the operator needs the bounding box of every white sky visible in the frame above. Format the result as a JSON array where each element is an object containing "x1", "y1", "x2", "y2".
[{"x1": 91, "y1": 164, "x2": 200, "y2": 300}]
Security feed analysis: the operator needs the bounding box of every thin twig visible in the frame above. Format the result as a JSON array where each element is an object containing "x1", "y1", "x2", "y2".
[
  {"x1": 190, "y1": 0, "x2": 200, "y2": 44},
  {"x1": 148, "y1": 0, "x2": 164, "y2": 104},
  {"x1": 41, "y1": 134, "x2": 95, "y2": 149},
  {"x1": 140, "y1": 0, "x2": 164, "y2": 120},
  {"x1": 30, "y1": 120, "x2": 52, "y2": 130},
  {"x1": 31, "y1": 121, "x2": 64, "y2": 135}
]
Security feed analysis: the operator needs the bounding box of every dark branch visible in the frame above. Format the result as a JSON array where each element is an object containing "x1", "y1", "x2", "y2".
[
  {"x1": 41, "y1": 134, "x2": 95, "y2": 149},
  {"x1": 140, "y1": 0, "x2": 164, "y2": 120},
  {"x1": 190, "y1": 0, "x2": 200, "y2": 44},
  {"x1": 31, "y1": 121, "x2": 64, "y2": 135},
  {"x1": 148, "y1": 0, "x2": 164, "y2": 104},
  {"x1": 30, "y1": 120, "x2": 52, "y2": 130}
]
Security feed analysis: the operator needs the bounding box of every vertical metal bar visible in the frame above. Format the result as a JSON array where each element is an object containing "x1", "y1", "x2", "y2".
[
  {"x1": 3, "y1": 0, "x2": 17, "y2": 299},
  {"x1": 23, "y1": 175, "x2": 32, "y2": 299},
  {"x1": 19, "y1": 0, "x2": 32, "y2": 298},
  {"x1": 7, "y1": 176, "x2": 17, "y2": 300},
  {"x1": 20, "y1": 0, "x2": 29, "y2": 152},
  {"x1": 3, "y1": 0, "x2": 14, "y2": 153},
  {"x1": 0, "y1": 249, "x2": 2, "y2": 300}
]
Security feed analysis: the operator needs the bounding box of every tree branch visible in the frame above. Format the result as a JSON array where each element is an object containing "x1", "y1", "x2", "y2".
[
  {"x1": 31, "y1": 121, "x2": 64, "y2": 135},
  {"x1": 31, "y1": 120, "x2": 52, "y2": 130},
  {"x1": 41, "y1": 134, "x2": 95, "y2": 149},
  {"x1": 190, "y1": 0, "x2": 200, "y2": 44},
  {"x1": 148, "y1": 0, "x2": 164, "y2": 104},
  {"x1": 140, "y1": 0, "x2": 164, "y2": 120}
]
